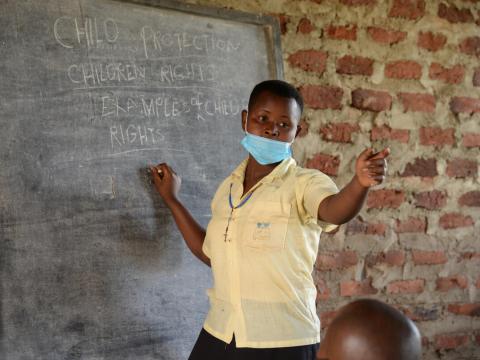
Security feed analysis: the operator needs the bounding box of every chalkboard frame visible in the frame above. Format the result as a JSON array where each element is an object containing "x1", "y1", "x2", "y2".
[{"x1": 115, "y1": 0, "x2": 284, "y2": 80}]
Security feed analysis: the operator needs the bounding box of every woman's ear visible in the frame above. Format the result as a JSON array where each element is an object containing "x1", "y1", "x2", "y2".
[
  {"x1": 241, "y1": 109, "x2": 248, "y2": 132},
  {"x1": 294, "y1": 122, "x2": 302, "y2": 139}
]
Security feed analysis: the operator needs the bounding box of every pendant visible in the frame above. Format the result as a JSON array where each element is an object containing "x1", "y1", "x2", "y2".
[{"x1": 224, "y1": 208, "x2": 234, "y2": 242}]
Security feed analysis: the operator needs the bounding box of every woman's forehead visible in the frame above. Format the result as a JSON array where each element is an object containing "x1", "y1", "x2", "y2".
[{"x1": 251, "y1": 91, "x2": 301, "y2": 118}]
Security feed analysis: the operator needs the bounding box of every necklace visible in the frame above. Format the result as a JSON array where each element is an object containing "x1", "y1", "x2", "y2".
[{"x1": 223, "y1": 183, "x2": 254, "y2": 242}]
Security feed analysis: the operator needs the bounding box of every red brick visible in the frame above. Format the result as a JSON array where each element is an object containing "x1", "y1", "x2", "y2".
[
  {"x1": 448, "y1": 303, "x2": 480, "y2": 316},
  {"x1": 316, "y1": 278, "x2": 331, "y2": 301},
  {"x1": 438, "y1": 3, "x2": 474, "y2": 23},
  {"x1": 396, "y1": 217, "x2": 427, "y2": 233},
  {"x1": 400, "y1": 158, "x2": 437, "y2": 177},
  {"x1": 399, "y1": 306, "x2": 439, "y2": 321},
  {"x1": 412, "y1": 250, "x2": 447, "y2": 265},
  {"x1": 371, "y1": 125, "x2": 409, "y2": 143},
  {"x1": 429, "y1": 63, "x2": 465, "y2": 84},
  {"x1": 326, "y1": 24, "x2": 357, "y2": 41},
  {"x1": 459, "y1": 36, "x2": 480, "y2": 57},
  {"x1": 414, "y1": 190, "x2": 447, "y2": 210},
  {"x1": 320, "y1": 310, "x2": 337, "y2": 329},
  {"x1": 274, "y1": 14, "x2": 289, "y2": 35},
  {"x1": 385, "y1": 60, "x2": 422, "y2": 80},
  {"x1": 306, "y1": 153, "x2": 340, "y2": 176},
  {"x1": 387, "y1": 279, "x2": 425, "y2": 294},
  {"x1": 288, "y1": 50, "x2": 327, "y2": 74},
  {"x1": 460, "y1": 252, "x2": 480, "y2": 261},
  {"x1": 336, "y1": 55, "x2": 374, "y2": 76},
  {"x1": 340, "y1": 0, "x2": 376, "y2": 5},
  {"x1": 297, "y1": 17, "x2": 315, "y2": 34},
  {"x1": 474, "y1": 68, "x2": 480, "y2": 87},
  {"x1": 367, "y1": 189, "x2": 405, "y2": 209},
  {"x1": 435, "y1": 333, "x2": 469, "y2": 350},
  {"x1": 436, "y1": 276, "x2": 468, "y2": 291},
  {"x1": 354, "y1": 222, "x2": 385, "y2": 236},
  {"x1": 316, "y1": 251, "x2": 358, "y2": 270},
  {"x1": 346, "y1": 217, "x2": 387, "y2": 236},
  {"x1": 365, "y1": 251, "x2": 406, "y2": 267},
  {"x1": 417, "y1": 31, "x2": 447, "y2": 52},
  {"x1": 388, "y1": 0, "x2": 425, "y2": 20},
  {"x1": 297, "y1": 119, "x2": 309, "y2": 138},
  {"x1": 446, "y1": 158, "x2": 477, "y2": 178},
  {"x1": 398, "y1": 93, "x2": 436, "y2": 113},
  {"x1": 458, "y1": 191, "x2": 480, "y2": 207},
  {"x1": 450, "y1": 96, "x2": 480, "y2": 114},
  {"x1": 367, "y1": 27, "x2": 407, "y2": 45},
  {"x1": 351, "y1": 88, "x2": 392, "y2": 112},
  {"x1": 463, "y1": 133, "x2": 480, "y2": 147},
  {"x1": 340, "y1": 278, "x2": 377, "y2": 297},
  {"x1": 419, "y1": 127, "x2": 455, "y2": 146},
  {"x1": 320, "y1": 123, "x2": 359, "y2": 143},
  {"x1": 300, "y1": 85, "x2": 343, "y2": 110},
  {"x1": 439, "y1": 213, "x2": 474, "y2": 229}
]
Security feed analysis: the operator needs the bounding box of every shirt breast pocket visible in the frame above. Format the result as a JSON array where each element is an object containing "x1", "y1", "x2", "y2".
[{"x1": 243, "y1": 201, "x2": 291, "y2": 251}]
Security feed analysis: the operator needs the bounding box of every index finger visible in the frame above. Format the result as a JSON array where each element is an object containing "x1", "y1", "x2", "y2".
[{"x1": 369, "y1": 147, "x2": 390, "y2": 160}]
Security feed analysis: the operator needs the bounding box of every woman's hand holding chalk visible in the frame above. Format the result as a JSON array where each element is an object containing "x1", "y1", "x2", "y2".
[{"x1": 150, "y1": 163, "x2": 181, "y2": 203}]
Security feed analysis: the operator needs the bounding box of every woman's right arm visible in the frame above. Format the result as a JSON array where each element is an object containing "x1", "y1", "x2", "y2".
[{"x1": 150, "y1": 163, "x2": 211, "y2": 267}]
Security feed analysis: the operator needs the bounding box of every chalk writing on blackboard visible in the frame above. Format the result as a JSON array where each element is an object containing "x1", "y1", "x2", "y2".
[
  {"x1": 53, "y1": 15, "x2": 247, "y2": 157},
  {"x1": 101, "y1": 94, "x2": 243, "y2": 119},
  {"x1": 140, "y1": 27, "x2": 240, "y2": 59},
  {"x1": 67, "y1": 61, "x2": 217, "y2": 89},
  {"x1": 67, "y1": 62, "x2": 146, "y2": 88},
  {"x1": 54, "y1": 16, "x2": 119, "y2": 49},
  {"x1": 110, "y1": 124, "x2": 165, "y2": 148}
]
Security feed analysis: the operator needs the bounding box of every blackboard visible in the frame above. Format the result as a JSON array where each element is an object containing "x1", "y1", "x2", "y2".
[{"x1": 0, "y1": 0, "x2": 283, "y2": 358}]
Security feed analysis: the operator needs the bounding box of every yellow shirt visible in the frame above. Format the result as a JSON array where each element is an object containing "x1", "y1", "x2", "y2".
[{"x1": 202, "y1": 157, "x2": 339, "y2": 348}]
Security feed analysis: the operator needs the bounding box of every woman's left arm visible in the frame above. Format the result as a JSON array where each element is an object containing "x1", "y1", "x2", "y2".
[{"x1": 318, "y1": 147, "x2": 390, "y2": 225}]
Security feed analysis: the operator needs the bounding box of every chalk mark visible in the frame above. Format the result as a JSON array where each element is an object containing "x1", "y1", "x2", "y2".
[
  {"x1": 109, "y1": 147, "x2": 191, "y2": 156},
  {"x1": 48, "y1": 147, "x2": 192, "y2": 168},
  {"x1": 144, "y1": 54, "x2": 228, "y2": 61},
  {"x1": 72, "y1": 85, "x2": 220, "y2": 91}
]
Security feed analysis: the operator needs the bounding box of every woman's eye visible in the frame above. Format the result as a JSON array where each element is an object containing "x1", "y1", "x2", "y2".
[
  {"x1": 279, "y1": 122, "x2": 289, "y2": 128},
  {"x1": 258, "y1": 116, "x2": 267, "y2": 122}
]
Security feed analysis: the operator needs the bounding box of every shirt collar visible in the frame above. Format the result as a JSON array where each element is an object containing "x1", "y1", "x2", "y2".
[{"x1": 230, "y1": 157, "x2": 296, "y2": 185}]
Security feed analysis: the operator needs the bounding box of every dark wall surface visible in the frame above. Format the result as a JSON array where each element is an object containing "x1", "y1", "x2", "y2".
[{"x1": 0, "y1": 0, "x2": 282, "y2": 358}]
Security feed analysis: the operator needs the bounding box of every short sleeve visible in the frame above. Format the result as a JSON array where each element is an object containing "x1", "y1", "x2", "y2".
[{"x1": 302, "y1": 172, "x2": 339, "y2": 232}]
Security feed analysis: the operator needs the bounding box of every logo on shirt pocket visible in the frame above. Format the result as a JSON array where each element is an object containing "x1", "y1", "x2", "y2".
[
  {"x1": 244, "y1": 202, "x2": 290, "y2": 251},
  {"x1": 253, "y1": 222, "x2": 271, "y2": 242}
]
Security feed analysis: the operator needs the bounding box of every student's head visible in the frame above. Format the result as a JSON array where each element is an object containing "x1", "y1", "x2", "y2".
[
  {"x1": 317, "y1": 299, "x2": 422, "y2": 360},
  {"x1": 242, "y1": 80, "x2": 303, "y2": 143}
]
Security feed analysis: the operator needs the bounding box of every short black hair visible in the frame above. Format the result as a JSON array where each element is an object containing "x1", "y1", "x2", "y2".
[{"x1": 248, "y1": 80, "x2": 304, "y2": 114}]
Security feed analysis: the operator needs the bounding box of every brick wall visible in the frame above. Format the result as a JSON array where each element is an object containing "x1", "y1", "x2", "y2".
[{"x1": 185, "y1": 0, "x2": 480, "y2": 358}]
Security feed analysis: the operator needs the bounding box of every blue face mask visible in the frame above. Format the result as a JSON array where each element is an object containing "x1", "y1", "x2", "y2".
[{"x1": 240, "y1": 116, "x2": 293, "y2": 165}]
